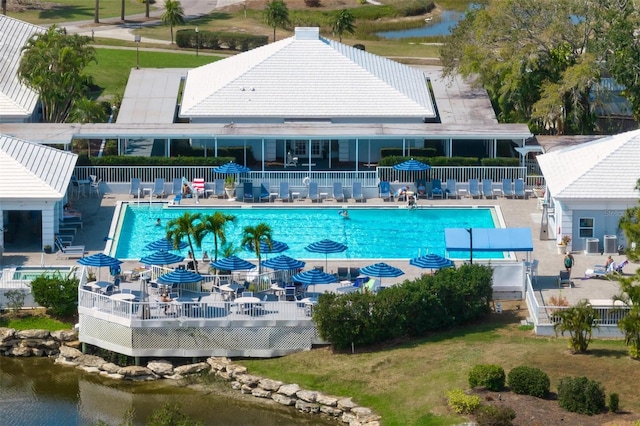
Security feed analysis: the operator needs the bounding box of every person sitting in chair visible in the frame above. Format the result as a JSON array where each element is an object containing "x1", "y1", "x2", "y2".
[
  {"x1": 605, "y1": 255, "x2": 616, "y2": 272},
  {"x1": 417, "y1": 183, "x2": 426, "y2": 196},
  {"x1": 182, "y1": 183, "x2": 192, "y2": 197},
  {"x1": 160, "y1": 293, "x2": 173, "y2": 314}
]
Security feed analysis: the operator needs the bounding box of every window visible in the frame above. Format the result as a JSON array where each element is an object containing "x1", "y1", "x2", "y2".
[{"x1": 578, "y1": 217, "x2": 594, "y2": 238}]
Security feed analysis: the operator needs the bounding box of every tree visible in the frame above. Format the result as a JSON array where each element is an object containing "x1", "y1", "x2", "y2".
[
  {"x1": 263, "y1": 0, "x2": 290, "y2": 43},
  {"x1": 241, "y1": 223, "x2": 273, "y2": 274},
  {"x1": 18, "y1": 26, "x2": 97, "y2": 123},
  {"x1": 121, "y1": 0, "x2": 125, "y2": 21},
  {"x1": 68, "y1": 98, "x2": 108, "y2": 124},
  {"x1": 333, "y1": 9, "x2": 356, "y2": 42},
  {"x1": 162, "y1": 0, "x2": 185, "y2": 44},
  {"x1": 146, "y1": 0, "x2": 150, "y2": 18},
  {"x1": 553, "y1": 299, "x2": 599, "y2": 353},
  {"x1": 30, "y1": 272, "x2": 79, "y2": 317},
  {"x1": 166, "y1": 212, "x2": 202, "y2": 272},
  {"x1": 94, "y1": 0, "x2": 99, "y2": 23},
  {"x1": 618, "y1": 179, "x2": 640, "y2": 262},
  {"x1": 614, "y1": 270, "x2": 640, "y2": 359},
  {"x1": 440, "y1": 0, "x2": 600, "y2": 134},
  {"x1": 193, "y1": 212, "x2": 236, "y2": 263}
]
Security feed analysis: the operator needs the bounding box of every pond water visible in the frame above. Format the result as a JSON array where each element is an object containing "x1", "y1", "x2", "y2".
[
  {"x1": 376, "y1": 4, "x2": 480, "y2": 39},
  {"x1": 0, "y1": 357, "x2": 334, "y2": 425}
]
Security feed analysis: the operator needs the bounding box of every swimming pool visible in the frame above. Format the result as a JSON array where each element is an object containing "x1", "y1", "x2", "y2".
[
  {"x1": 12, "y1": 266, "x2": 74, "y2": 281},
  {"x1": 110, "y1": 205, "x2": 505, "y2": 261}
]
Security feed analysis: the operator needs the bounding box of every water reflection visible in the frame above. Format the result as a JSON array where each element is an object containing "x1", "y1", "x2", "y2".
[
  {"x1": 0, "y1": 357, "x2": 334, "y2": 425},
  {"x1": 377, "y1": 9, "x2": 467, "y2": 39}
]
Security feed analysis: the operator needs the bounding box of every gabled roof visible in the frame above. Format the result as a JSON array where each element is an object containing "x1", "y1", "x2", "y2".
[
  {"x1": 0, "y1": 16, "x2": 44, "y2": 121},
  {"x1": 180, "y1": 27, "x2": 435, "y2": 120},
  {"x1": 537, "y1": 129, "x2": 640, "y2": 200},
  {"x1": 0, "y1": 135, "x2": 78, "y2": 199}
]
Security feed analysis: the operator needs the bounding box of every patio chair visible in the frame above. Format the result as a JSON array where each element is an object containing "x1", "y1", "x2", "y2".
[
  {"x1": 337, "y1": 267, "x2": 349, "y2": 281},
  {"x1": 54, "y1": 237, "x2": 85, "y2": 259},
  {"x1": 446, "y1": 179, "x2": 457, "y2": 199},
  {"x1": 90, "y1": 178, "x2": 102, "y2": 198},
  {"x1": 468, "y1": 179, "x2": 481, "y2": 198},
  {"x1": 259, "y1": 182, "x2": 270, "y2": 202},
  {"x1": 431, "y1": 179, "x2": 444, "y2": 199},
  {"x1": 308, "y1": 182, "x2": 319, "y2": 202},
  {"x1": 129, "y1": 178, "x2": 141, "y2": 198},
  {"x1": 379, "y1": 181, "x2": 392, "y2": 201},
  {"x1": 416, "y1": 179, "x2": 428, "y2": 199},
  {"x1": 172, "y1": 178, "x2": 182, "y2": 195},
  {"x1": 193, "y1": 178, "x2": 205, "y2": 198},
  {"x1": 352, "y1": 182, "x2": 364, "y2": 202},
  {"x1": 333, "y1": 182, "x2": 345, "y2": 202},
  {"x1": 349, "y1": 267, "x2": 360, "y2": 280},
  {"x1": 502, "y1": 179, "x2": 514, "y2": 198},
  {"x1": 278, "y1": 181, "x2": 290, "y2": 202},
  {"x1": 152, "y1": 178, "x2": 165, "y2": 198},
  {"x1": 514, "y1": 178, "x2": 526, "y2": 198},
  {"x1": 243, "y1": 182, "x2": 254, "y2": 202},
  {"x1": 482, "y1": 179, "x2": 494, "y2": 199},
  {"x1": 214, "y1": 178, "x2": 225, "y2": 198},
  {"x1": 557, "y1": 270, "x2": 572, "y2": 288}
]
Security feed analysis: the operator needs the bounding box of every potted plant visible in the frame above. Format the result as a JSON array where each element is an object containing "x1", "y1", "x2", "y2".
[
  {"x1": 224, "y1": 175, "x2": 236, "y2": 199},
  {"x1": 533, "y1": 179, "x2": 545, "y2": 198},
  {"x1": 43, "y1": 245, "x2": 52, "y2": 254},
  {"x1": 557, "y1": 235, "x2": 571, "y2": 254}
]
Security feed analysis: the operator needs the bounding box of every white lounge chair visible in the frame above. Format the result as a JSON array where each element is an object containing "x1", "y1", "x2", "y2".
[
  {"x1": 129, "y1": 178, "x2": 141, "y2": 198},
  {"x1": 352, "y1": 182, "x2": 364, "y2": 202},
  {"x1": 514, "y1": 178, "x2": 526, "y2": 198},
  {"x1": 482, "y1": 179, "x2": 494, "y2": 199},
  {"x1": 278, "y1": 182, "x2": 290, "y2": 202},
  {"x1": 502, "y1": 179, "x2": 514, "y2": 198},
  {"x1": 446, "y1": 179, "x2": 457, "y2": 199},
  {"x1": 333, "y1": 182, "x2": 345, "y2": 202},
  {"x1": 152, "y1": 178, "x2": 165, "y2": 198},
  {"x1": 308, "y1": 181, "x2": 319, "y2": 202},
  {"x1": 468, "y1": 179, "x2": 481, "y2": 198},
  {"x1": 55, "y1": 237, "x2": 85, "y2": 259}
]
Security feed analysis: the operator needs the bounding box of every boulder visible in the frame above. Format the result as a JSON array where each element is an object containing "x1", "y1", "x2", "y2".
[
  {"x1": 231, "y1": 381, "x2": 242, "y2": 390},
  {"x1": 215, "y1": 370, "x2": 233, "y2": 380},
  {"x1": 101, "y1": 363, "x2": 121, "y2": 374},
  {"x1": 206, "y1": 357, "x2": 231, "y2": 371},
  {"x1": 226, "y1": 364, "x2": 248, "y2": 376},
  {"x1": 31, "y1": 348, "x2": 44, "y2": 357},
  {"x1": 236, "y1": 374, "x2": 260, "y2": 387},
  {"x1": 58, "y1": 345, "x2": 82, "y2": 360},
  {"x1": 316, "y1": 393, "x2": 338, "y2": 407},
  {"x1": 51, "y1": 329, "x2": 78, "y2": 342},
  {"x1": 319, "y1": 405, "x2": 343, "y2": 417},
  {"x1": 75, "y1": 354, "x2": 107, "y2": 368},
  {"x1": 174, "y1": 362, "x2": 209, "y2": 376},
  {"x1": 78, "y1": 365, "x2": 101, "y2": 374},
  {"x1": 251, "y1": 388, "x2": 272, "y2": 398},
  {"x1": 296, "y1": 390, "x2": 318, "y2": 403},
  {"x1": 16, "y1": 329, "x2": 49, "y2": 339},
  {"x1": 352, "y1": 406, "x2": 373, "y2": 418},
  {"x1": 271, "y1": 393, "x2": 296, "y2": 406},
  {"x1": 278, "y1": 383, "x2": 301, "y2": 397},
  {"x1": 117, "y1": 365, "x2": 153, "y2": 377},
  {"x1": 337, "y1": 397, "x2": 358, "y2": 411},
  {"x1": 9, "y1": 346, "x2": 31, "y2": 356},
  {"x1": 147, "y1": 360, "x2": 174, "y2": 376},
  {"x1": 240, "y1": 384, "x2": 253, "y2": 394},
  {"x1": 99, "y1": 371, "x2": 125, "y2": 380},
  {"x1": 295, "y1": 400, "x2": 320, "y2": 414},
  {"x1": 0, "y1": 327, "x2": 16, "y2": 344},
  {"x1": 258, "y1": 378, "x2": 283, "y2": 391}
]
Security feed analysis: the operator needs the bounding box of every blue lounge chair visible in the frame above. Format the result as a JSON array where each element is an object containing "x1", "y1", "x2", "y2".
[
  {"x1": 502, "y1": 178, "x2": 514, "y2": 198},
  {"x1": 468, "y1": 179, "x2": 481, "y2": 198},
  {"x1": 416, "y1": 179, "x2": 428, "y2": 199},
  {"x1": 259, "y1": 182, "x2": 270, "y2": 202},
  {"x1": 129, "y1": 178, "x2": 141, "y2": 198},
  {"x1": 482, "y1": 179, "x2": 494, "y2": 199},
  {"x1": 214, "y1": 178, "x2": 225, "y2": 198},
  {"x1": 352, "y1": 182, "x2": 364, "y2": 202},
  {"x1": 446, "y1": 179, "x2": 457, "y2": 199},
  {"x1": 172, "y1": 178, "x2": 182, "y2": 195},
  {"x1": 152, "y1": 178, "x2": 165, "y2": 198},
  {"x1": 278, "y1": 181, "x2": 290, "y2": 202},
  {"x1": 333, "y1": 182, "x2": 345, "y2": 202},
  {"x1": 308, "y1": 181, "x2": 319, "y2": 202},
  {"x1": 243, "y1": 182, "x2": 254, "y2": 202},
  {"x1": 514, "y1": 178, "x2": 525, "y2": 198},
  {"x1": 431, "y1": 179, "x2": 443, "y2": 199},
  {"x1": 379, "y1": 181, "x2": 392, "y2": 201}
]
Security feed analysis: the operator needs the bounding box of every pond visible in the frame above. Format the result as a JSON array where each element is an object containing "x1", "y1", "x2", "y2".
[{"x1": 376, "y1": 4, "x2": 480, "y2": 39}]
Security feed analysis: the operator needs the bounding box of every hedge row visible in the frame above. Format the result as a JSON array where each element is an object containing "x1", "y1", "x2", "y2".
[
  {"x1": 176, "y1": 29, "x2": 268, "y2": 52},
  {"x1": 313, "y1": 264, "x2": 494, "y2": 350},
  {"x1": 379, "y1": 155, "x2": 520, "y2": 167}
]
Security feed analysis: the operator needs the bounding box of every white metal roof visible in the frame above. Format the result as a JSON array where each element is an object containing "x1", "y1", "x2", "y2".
[
  {"x1": 0, "y1": 135, "x2": 78, "y2": 199},
  {"x1": 537, "y1": 129, "x2": 640, "y2": 200},
  {"x1": 0, "y1": 16, "x2": 44, "y2": 122},
  {"x1": 180, "y1": 27, "x2": 436, "y2": 120}
]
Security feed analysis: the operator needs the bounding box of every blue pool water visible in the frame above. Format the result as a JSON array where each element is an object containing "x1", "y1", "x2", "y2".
[{"x1": 112, "y1": 205, "x2": 503, "y2": 261}]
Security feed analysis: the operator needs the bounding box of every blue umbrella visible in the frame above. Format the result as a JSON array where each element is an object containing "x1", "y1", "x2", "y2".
[
  {"x1": 210, "y1": 255, "x2": 256, "y2": 271},
  {"x1": 157, "y1": 269, "x2": 203, "y2": 285},
  {"x1": 245, "y1": 240, "x2": 289, "y2": 254},
  {"x1": 392, "y1": 158, "x2": 431, "y2": 171},
  {"x1": 291, "y1": 269, "x2": 337, "y2": 292},
  {"x1": 140, "y1": 251, "x2": 185, "y2": 266},
  {"x1": 262, "y1": 255, "x2": 306, "y2": 271},
  {"x1": 359, "y1": 262, "x2": 404, "y2": 287},
  {"x1": 305, "y1": 239, "x2": 348, "y2": 271},
  {"x1": 77, "y1": 253, "x2": 123, "y2": 281},
  {"x1": 410, "y1": 253, "x2": 454, "y2": 272},
  {"x1": 145, "y1": 238, "x2": 188, "y2": 251},
  {"x1": 212, "y1": 162, "x2": 251, "y2": 174}
]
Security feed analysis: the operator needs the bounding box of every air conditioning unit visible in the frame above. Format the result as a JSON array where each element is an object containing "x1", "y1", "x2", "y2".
[
  {"x1": 585, "y1": 238, "x2": 600, "y2": 255},
  {"x1": 604, "y1": 235, "x2": 618, "y2": 254}
]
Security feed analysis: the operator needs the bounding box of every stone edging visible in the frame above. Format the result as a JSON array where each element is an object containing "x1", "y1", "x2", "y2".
[{"x1": 0, "y1": 328, "x2": 380, "y2": 426}]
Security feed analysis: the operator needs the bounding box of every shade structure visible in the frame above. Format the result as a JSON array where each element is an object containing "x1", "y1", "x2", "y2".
[
  {"x1": 261, "y1": 255, "x2": 305, "y2": 271},
  {"x1": 392, "y1": 159, "x2": 431, "y2": 171},
  {"x1": 212, "y1": 162, "x2": 251, "y2": 174},
  {"x1": 304, "y1": 239, "x2": 348, "y2": 270},
  {"x1": 144, "y1": 238, "x2": 188, "y2": 251},
  {"x1": 245, "y1": 239, "x2": 289, "y2": 254},
  {"x1": 291, "y1": 269, "x2": 337, "y2": 292},
  {"x1": 140, "y1": 251, "x2": 185, "y2": 266},
  {"x1": 77, "y1": 253, "x2": 123, "y2": 281},
  {"x1": 210, "y1": 255, "x2": 256, "y2": 271},
  {"x1": 409, "y1": 253, "x2": 454, "y2": 272},
  {"x1": 157, "y1": 269, "x2": 203, "y2": 285},
  {"x1": 359, "y1": 262, "x2": 404, "y2": 287}
]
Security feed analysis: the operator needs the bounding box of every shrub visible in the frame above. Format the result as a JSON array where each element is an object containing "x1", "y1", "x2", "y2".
[
  {"x1": 475, "y1": 404, "x2": 516, "y2": 426},
  {"x1": 304, "y1": 0, "x2": 322, "y2": 6},
  {"x1": 468, "y1": 364, "x2": 506, "y2": 391},
  {"x1": 30, "y1": 272, "x2": 79, "y2": 317},
  {"x1": 609, "y1": 392, "x2": 619, "y2": 413},
  {"x1": 4, "y1": 289, "x2": 27, "y2": 316},
  {"x1": 557, "y1": 376, "x2": 606, "y2": 415},
  {"x1": 507, "y1": 366, "x2": 550, "y2": 398},
  {"x1": 446, "y1": 388, "x2": 481, "y2": 414}
]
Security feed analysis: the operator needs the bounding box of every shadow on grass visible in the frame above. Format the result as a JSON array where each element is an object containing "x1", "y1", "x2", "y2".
[
  {"x1": 587, "y1": 347, "x2": 629, "y2": 359},
  {"x1": 39, "y1": 5, "x2": 93, "y2": 21}
]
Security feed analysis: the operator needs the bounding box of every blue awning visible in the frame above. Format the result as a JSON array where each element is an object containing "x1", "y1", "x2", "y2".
[{"x1": 445, "y1": 228, "x2": 533, "y2": 252}]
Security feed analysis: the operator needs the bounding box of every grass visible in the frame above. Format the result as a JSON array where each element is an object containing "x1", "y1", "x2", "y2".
[
  {"x1": 237, "y1": 305, "x2": 640, "y2": 425},
  {"x1": 0, "y1": 313, "x2": 74, "y2": 331},
  {"x1": 6, "y1": 0, "x2": 151, "y2": 25}
]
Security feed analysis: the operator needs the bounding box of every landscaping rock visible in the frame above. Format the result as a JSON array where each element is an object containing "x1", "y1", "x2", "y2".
[
  {"x1": 147, "y1": 360, "x2": 174, "y2": 376},
  {"x1": 272, "y1": 393, "x2": 296, "y2": 406},
  {"x1": 259, "y1": 378, "x2": 283, "y2": 391},
  {"x1": 295, "y1": 400, "x2": 320, "y2": 413},
  {"x1": 16, "y1": 329, "x2": 49, "y2": 339},
  {"x1": 296, "y1": 389, "x2": 318, "y2": 402},
  {"x1": 278, "y1": 383, "x2": 300, "y2": 397},
  {"x1": 51, "y1": 329, "x2": 78, "y2": 342},
  {"x1": 174, "y1": 362, "x2": 209, "y2": 376}
]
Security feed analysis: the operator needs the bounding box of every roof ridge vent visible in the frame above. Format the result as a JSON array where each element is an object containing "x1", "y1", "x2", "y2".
[{"x1": 295, "y1": 27, "x2": 319, "y2": 40}]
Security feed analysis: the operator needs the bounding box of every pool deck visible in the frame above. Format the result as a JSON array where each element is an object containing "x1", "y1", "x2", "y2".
[{"x1": 2, "y1": 192, "x2": 633, "y2": 307}]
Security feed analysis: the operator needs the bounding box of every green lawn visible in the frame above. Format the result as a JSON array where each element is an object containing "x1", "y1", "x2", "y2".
[
  {"x1": 5, "y1": 0, "x2": 152, "y2": 25},
  {"x1": 0, "y1": 314, "x2": 73, "y2": 331}
]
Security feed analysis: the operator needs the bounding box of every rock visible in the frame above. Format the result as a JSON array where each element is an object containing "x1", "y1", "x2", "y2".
[
  {"x1": 51, "y1": 329, "x2": 78, "y2": 342},
  {"x1": 0, "y1": 328, "x2": 16, "y2": 344},
  {"x1": 240, "y1": 384, "x2": 253, "y2": 394},
  {"x1": 295, "y1": 400, "x2": 320, "y2": 414},
  {"x1": 236, "y1": 374, "x2": 260, "y2": 387},
  {"x1": 65, "y1": 340, "x2": 81, "y2": 349},
  {"x1": 9, "y1": 346, "x2": 32, "y2": 356},
  {"x1": 99, "y1": 371, "x2": 125, "y2": 380},
  {"x1": 16, "y1": 329, "x2": 49, "y2": 339},
  {"x1": 251, "y1": 388, "x2": 272, "y2": 398},
  {"x1": 31, "y1": 348, "x2": 44, "y2": 357},
  {"x1": 317, "y1": 394, "x2": 338, "y2": 407},
  {"x1": 147, "y1": 360, "x2": 174, "y2": 376},
  {"x1": 76, "y1": 354, "x2": 107, "y2": 368},
  {"x1": 258, "y1": 378, "x2": 283, "y2": 391},
  {"x1": 216, "y1": 370, "x2": 233, "y2": 380},
  {"x1": 226, "y1": 364, "x2": 248, "y2": 377},
  {"x1": 58, "y1": 345, "x2": 82, "y2": 360},
  {"x1": 22, "y1": 339, "x2": 59, "y2": 350},
  {"x1": 338, "y1": 397, "x2": 358, "y2": 411},
  {"x1": 272, "y1": 393, "x2": 296, "y2": 406},
  {"x1": 341, "y1": 412, "x2": 358, "y2": 424},
  {"x1": 78, "y1": 365, "x2": 101, "y2": 374},
  {"x1": 231, "y1": 381, "x2": 242, "y2": 390},
  {"x1": 319, "y1": 405, "x2": 343, "y2": 417},
  {"x1": 206, "y1": 357, "x2": 231, "y2": 371},
  {"x1": 277, "y1": 383, "x2": 300, "y2": 397},
  {"x1": 101, "y1": 363, "x2": 121, "y2": 374},
  {"x1": 296, "y1": 390, "x2": 318, "y2": 403},
  {"x1": 352, "y1": 406, "x2": 373, "y2": 417},
  {"x1": 54, "y1": 357, "x2": 78, "y2": 367},
  {"x1": 117, "y1": 365, "x2": 153, "y2": 377},
  {"x1": 174, "y1": 362, "x2": 209, "y2": 376}
]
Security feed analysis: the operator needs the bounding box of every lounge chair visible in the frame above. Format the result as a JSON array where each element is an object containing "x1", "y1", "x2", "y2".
[
  {"x1": 446, "y1": 179, "x2": 457, "y2": 199},
  {"x1": 584, "y1": 259, "x2": 628, "y2": 279},
  {"x1": 214, "y1": 178, "x2": 225, "y2": 198},
  {"x1": 278, "y1": 181, "x2": 290, "y2": 202},
  {"x1": 308, "y1": 181, "x2": 319, "y2": 203},
  {"x1": 193, "y1": 178, "x2": 205, "y2": 198},
  {"x1": 482, "y1": 179, "x2": 494, "y2": 199},
  {"x1": 502, "y1": 179, "x2": 514, "y2": 198},
  {"x1": 259, "y1": 183, "x2": 270, "y2": 202},
  {"x1": 152, "y1": 178, "x2": 165, "y2": 198},
  {"x1": 431, "y1": 179, "x2": 444, "y2": 199},
  {"x1": 55, "y1": 237, "x2": 85, "y2": 259},
  {"x1": 333, "y1": 182, "x2": 345, "y2": 202},
  {"x1": 514, "y1": 178, "x2": 525, "y2": 198},
  {"x1": 337, "y1": 267, "x2": 349, "y2": 281},
  {"x1": 416, "y1": 179, "x2": 428, "y2": 199},
  {"x1": 352, "y1": 182, "x2": 364, "y2": 202},
  {"x1": 172, "y1": 178, "x2": 182, "y2": 195},
  {"x1": 379, "y1": 181, "x2": 392, "y2": 201},
  {"x1": 243, "y1": 182, "x2": 254, "y2": 202},
  {"x1": 557, "y1": 270, "x2": 572, "y2": 288},
  {"x1": 129, "y1": 178, "x2": 141, "y2": 198},
  {"x1": 468, "y1": 179, "x2": 481, "y2": 198},
  {"x1": 90, "y1": 178, "x2": 102, "y2": 198}
]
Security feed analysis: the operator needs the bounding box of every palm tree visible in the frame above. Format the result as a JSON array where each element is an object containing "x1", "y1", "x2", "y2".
[
  {"x1": 68, "y1": 98, "x2": 108, "y2": 123},
  {"x1": 162, "y1": 0, "x2": 185, "y2": 44},
  {"x1": 263, "y1": 0, "x2": 290, "y2": 43},
  {"x1": 166, "y1": 212, "x2": 202, "y2": 272},
  {"x1": 241, "y1": 223, "x2": 273, "y2": 274},
  {"x1": 553, "y1": 299, "x2": 599, "y2": 353},
  {"x1": 614, "y1": 271, "x2": 640, "y2": 359},
  {"x1": 333, "y1": 9, "x2": 356, "y2": 42},
  {"x1": 194, "y1": 212, "x2": 236, "y2": 263},
  {"x1": 120, "y1": 0, "x2": 125, "y2": 21}
]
